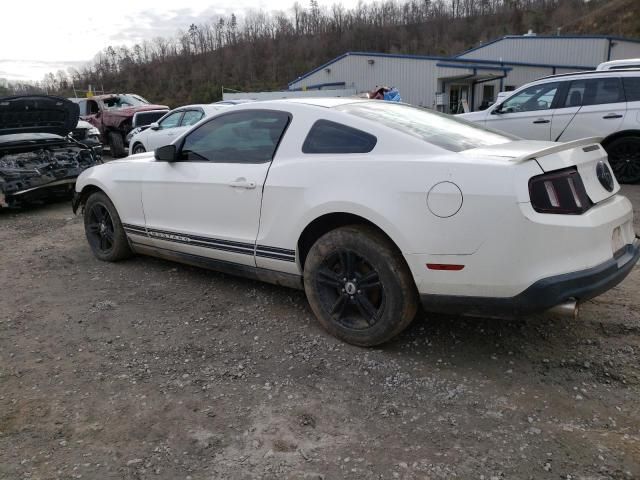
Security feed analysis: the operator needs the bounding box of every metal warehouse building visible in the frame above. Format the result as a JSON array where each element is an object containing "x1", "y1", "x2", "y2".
[{"x1": 287, "y1": 34, "x2": 640, "y2": 113}]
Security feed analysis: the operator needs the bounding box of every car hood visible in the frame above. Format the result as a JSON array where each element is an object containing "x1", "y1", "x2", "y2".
[
  {"x1": 109, "y1": 151, "x2": 156, "y2": 163},
  {"x1": 0, "y1": 95, "x2": 79, "y2": 136}
]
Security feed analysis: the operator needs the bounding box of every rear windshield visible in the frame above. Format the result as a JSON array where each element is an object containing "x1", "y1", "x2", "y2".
[{"x1": 336, "y1": 102, "x2": 516, "y2": 152}]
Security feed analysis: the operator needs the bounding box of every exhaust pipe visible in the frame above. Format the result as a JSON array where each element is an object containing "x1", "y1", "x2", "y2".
[{"x1": 547, "y1": 299, "x2": 579, "y2": 320}]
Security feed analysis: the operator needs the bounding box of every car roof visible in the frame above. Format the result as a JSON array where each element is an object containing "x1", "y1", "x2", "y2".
[
  {"x1": 597, "y1": 58, "x2": 640, "y2": 69},
  {"x1": 267, "y1": 97, "x2": 367, "y2": 108},
  {"x1": 537, "y1": 68, "x2": 640, "y2": 81}
]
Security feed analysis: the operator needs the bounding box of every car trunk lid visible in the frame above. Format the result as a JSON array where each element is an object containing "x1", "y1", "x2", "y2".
[
  {"x1": 0, "y1": 95, "x2": 79, "y2": 137},
  {"x1": 463, "y1": 137, "x2": 618, "y2": 204}
]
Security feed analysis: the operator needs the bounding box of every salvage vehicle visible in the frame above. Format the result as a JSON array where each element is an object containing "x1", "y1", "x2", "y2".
[
  {"x1": 73, "y1": 99, "x2": 639, "y2": 346},
  {"x1": 125, "y1": 109, "x2": 170, "y2": 147},
  {"x1": 71, "y1": 119, "x2": 102, "y2": 158},
  {"x1": 73, "y1": 94, "x2": 168, "y2": 158},
  {"x1": 0, "y1": 95, "x2": 100, "y2": 208},
  {"x1": 458, "y1": 69, "x2": 640, "y2": 183},
  {"x1": 128, "y1": 104, "x2": 229, "y2": 155}
]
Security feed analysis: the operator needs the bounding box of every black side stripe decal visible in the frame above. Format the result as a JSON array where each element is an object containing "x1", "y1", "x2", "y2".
[{"x1": 122, "y1": 223, "x2": 295, "y2": 262}]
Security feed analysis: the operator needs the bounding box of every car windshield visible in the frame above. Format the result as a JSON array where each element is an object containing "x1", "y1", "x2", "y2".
[
  {"x1": 336, "y1": 102, "x2": 516, "y2": 152},
  {"x1": 102, "y1": 94, "x2": 149, "y2": 109}
]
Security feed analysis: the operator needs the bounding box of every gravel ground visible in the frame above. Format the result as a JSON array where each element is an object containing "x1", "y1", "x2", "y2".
[{"x1": 1, "y1": 185, "x2": 639, "y2": 480}]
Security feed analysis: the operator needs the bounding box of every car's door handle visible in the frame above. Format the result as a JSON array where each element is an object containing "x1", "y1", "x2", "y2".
[
  {"x1": 603, "y1": 114, "x2": 623, "y2": 119},
  {"x1": 229, "y1": 178, "x2": 256, "y2": 189},
  {"x1": 532, "y1": 119, "x2": 550, "y2": 124}
]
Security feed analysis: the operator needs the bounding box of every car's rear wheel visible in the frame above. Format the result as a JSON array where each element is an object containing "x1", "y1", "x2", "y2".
[
  {"x1": 605, "y1": 136, "x2": 640, "y2": 184},
  {"x1": 84, "y1": 192, "x2": 132, "y2": 262},
  {"x1": 108, "y1": 131, "x2": 126, "y2": 158},
  {"x1": 132, "y1": 143, "x2": 146, "y2": 154},
  {"x1": 303, "y1": 225, "x2": 418, "y2": 346}
]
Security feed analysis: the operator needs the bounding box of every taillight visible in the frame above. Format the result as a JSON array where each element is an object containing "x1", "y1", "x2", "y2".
[{"x1": 529, "y1": 168, "x2": 592, "y2": 214}]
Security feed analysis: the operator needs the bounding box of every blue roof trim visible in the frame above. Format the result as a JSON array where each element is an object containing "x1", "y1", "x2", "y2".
[
  {"x1": 456, "y1": 34, "x2": 640, "y2": 58},
  {"x1": 436, "y1": 63, "x2": 512, "y2": 71},
  {"x1": 288, "y1": 53, "x2": 349, "y2": 88},
  {"x1": 442, "y1": 56, "x2": 594, "y2": 70},
  {"x1": 288, "y1": 50, "x2": 596, "y2": 87}
]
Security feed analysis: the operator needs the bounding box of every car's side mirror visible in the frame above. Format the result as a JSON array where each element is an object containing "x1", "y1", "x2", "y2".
[
  {"x1": 150, "y1": 122, "x2": 160, "y2": 130},
  {"x1": 491, "y1": 105, "x2": 503, "y2": 115},
  {"x1": 155, "y1": 144, "x2": 177, "y2": 162}
]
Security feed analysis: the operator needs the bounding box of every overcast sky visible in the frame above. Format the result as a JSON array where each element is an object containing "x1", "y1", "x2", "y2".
[{"x1": 1, "y1": 0, "x2": 361, "y2": 82}]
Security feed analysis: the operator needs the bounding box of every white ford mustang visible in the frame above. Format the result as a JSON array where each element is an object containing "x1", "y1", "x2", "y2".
[{"x1": 73, "y1": 98, "x2": 639, "y2": 346}]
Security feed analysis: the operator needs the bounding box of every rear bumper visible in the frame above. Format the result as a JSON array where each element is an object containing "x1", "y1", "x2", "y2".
[{"x1": 421, "y1": 238, "x2": 640, "y2": 318}]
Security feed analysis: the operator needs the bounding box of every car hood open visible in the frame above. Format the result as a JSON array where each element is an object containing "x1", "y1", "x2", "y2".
[{"x1": 0, "y1": 95, "x2": 80, "y2": 136}]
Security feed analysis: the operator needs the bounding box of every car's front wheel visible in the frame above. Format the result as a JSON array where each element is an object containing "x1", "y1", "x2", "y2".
[
  {"x1": 132, "y1": 143, "x2": 146, "y2": 155},
  {"x1": 605, "y1": 136, "x2": 640, "y2": 184},
  {"x1": 303, "y1": 225, "x2": 419, "y2": 346},
  {"x1": 84, "y1": 191, "x2": 132, "y2": 262}
]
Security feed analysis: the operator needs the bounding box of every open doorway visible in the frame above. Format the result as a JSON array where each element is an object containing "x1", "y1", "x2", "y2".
[{"x1": 449, "y1": 85, "x2": 470, "y2": 114}]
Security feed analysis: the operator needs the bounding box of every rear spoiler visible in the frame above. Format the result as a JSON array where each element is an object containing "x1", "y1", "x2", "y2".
[{"x1": 513, "y1": 137, "x2": 603, "y2": 163}]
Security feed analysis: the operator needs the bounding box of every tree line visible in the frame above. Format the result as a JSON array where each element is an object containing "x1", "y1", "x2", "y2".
[{"x1": 7, "y1": 0, "x2": 613, "y2": 106}]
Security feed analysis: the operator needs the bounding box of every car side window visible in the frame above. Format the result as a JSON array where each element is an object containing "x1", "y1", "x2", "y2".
[
  {"x1": 583, "y1": 78, "x2": 624, "y2": 105},
  {"x1": 500, "y1": 82, "x2": 559, "y2": 113},
  {"x1": 181, "y1": 110, "x2": 204, "y2": 127},
  {"x1": 179, "y1": 110, "x2": 291, "y2": 163},
  {"x1": 563, "y1": 80, "x2": 586, "y2": 107},
  {"x1": 159, "y1": 111, "x2": 183, "y2": 129},
  {"x1": 623, "y1": 77, "x2": 640, "y2": 102},
  {"x1": 302, "y1": 120, "x2": 377, "y2": 154}
]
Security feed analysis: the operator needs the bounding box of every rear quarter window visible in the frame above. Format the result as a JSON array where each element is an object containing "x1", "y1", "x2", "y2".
[
  {"x1": 623, "y1": 77, "x2": 640, "y2": 102},
  {"x1": 302, "y1": 120, "x2": 377, "y2": 154}
]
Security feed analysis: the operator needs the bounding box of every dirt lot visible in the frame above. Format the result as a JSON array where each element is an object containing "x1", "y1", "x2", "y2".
[{"x1": 1, "y1": 186, "x2": 639, "y2": 480}]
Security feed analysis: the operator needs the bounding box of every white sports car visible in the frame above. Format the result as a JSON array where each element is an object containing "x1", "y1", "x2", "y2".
[
  {"x1": 128, "y1": 104, "x2": 229, "y2": 155},
  {"x1": 73, "y1": 98, "x2": 639, "y2": 346}
]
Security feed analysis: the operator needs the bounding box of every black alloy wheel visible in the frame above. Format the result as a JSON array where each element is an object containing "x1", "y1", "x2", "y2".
[
  {"x1": 303, "y1": 225, "x2": 419, "y2": 346},
  {"x1": 83, "y1": 191, "x2": 132, "y2": 262},
  {"x1": 87, "y1": 202, "x2": 115, "y2": 255},
  {"x1": 606, "y1": 137, "x2": 640, "y2": 184},
  {"x1": 315, "y1": 249, "x2": 385, "y2": 330}
]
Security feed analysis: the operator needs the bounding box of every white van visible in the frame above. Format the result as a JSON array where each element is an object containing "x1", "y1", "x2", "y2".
[{"x1": 458, "y1": 69, "x2": 640, "y2": 183}]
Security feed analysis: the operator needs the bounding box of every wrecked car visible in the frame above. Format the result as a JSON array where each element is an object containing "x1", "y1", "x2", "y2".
[
  {"x1": 71, "y1": 119, "x2": 103, "y2": 159},
  {"x1": 0, "y1": 95, "x2": 101, "y2": 208},
  {"x1": 73, "y1": 94, "x2": 168, "y2": 158}
]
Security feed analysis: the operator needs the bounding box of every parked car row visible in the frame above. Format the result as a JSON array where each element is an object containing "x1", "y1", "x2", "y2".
[
  {"x1": 71, "y1": 94, "x2": 169, "y2": 158},
  {"x1": 459, "y1": 68, "x2": 640, "y2": 183}
]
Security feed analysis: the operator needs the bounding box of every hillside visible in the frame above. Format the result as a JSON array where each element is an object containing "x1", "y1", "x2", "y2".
[{"x1": 560, "y1": 0, "x2": 640, "y2": 37}]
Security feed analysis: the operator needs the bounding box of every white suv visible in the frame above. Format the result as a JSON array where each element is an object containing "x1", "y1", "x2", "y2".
[{"x1": 458, "y1": 70, "x2": 640, "y2": 183}]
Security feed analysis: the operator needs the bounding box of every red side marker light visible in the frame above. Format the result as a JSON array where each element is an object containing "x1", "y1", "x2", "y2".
[{"x1": 426, "y1": 263, "x2": 465, "y2": 271}]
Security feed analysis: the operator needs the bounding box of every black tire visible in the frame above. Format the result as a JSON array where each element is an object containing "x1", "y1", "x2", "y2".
[
  {"x1": 604, "y1": 136, "x2": 640, "y2": 184},
  {"x1": 108, "y1": 131, "x2": 126, "y2": 158},
  {"x1": 132, "y1": 143, "x2": 146, "y2": 155},
  {"x1": 83, "y1": 191, "x2": 132, "y2": 262},
  {"x1": 303, "y1": 225, "x2": 419, "y2": 347}
]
